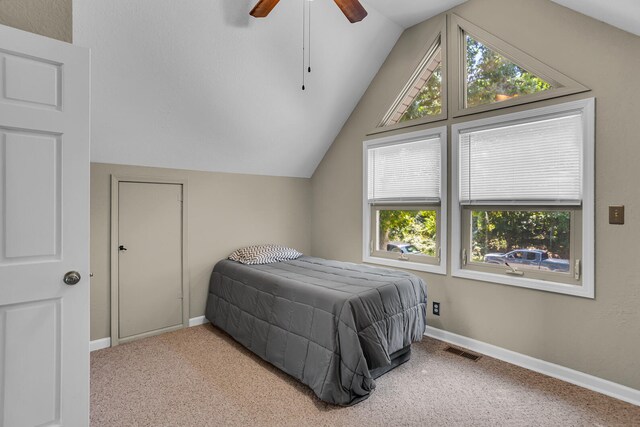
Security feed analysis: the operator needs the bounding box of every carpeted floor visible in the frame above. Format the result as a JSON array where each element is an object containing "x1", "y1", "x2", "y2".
[{"x1": 91, "y1": 324, "x2": 640, "y2": 426}]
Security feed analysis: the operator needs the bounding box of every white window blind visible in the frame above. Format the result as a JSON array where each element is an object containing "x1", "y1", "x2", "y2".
[
  {"x1": 367, "y1": 137, "x2": 441, "y2": 203},
  {"x1": 459, "y1": 113, "x2": 583, "y2": 205}
]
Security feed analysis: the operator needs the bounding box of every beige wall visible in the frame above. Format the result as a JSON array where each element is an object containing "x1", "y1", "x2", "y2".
[
  {"x1": 310, "y1": 0, "x2": 640, "y2": 390},
  {"x1": 91, "y1": 163, "x2": 311, "y2": 341},
  {"x1": 0, "y1": 0, "x2": 71, "y2": 42}
]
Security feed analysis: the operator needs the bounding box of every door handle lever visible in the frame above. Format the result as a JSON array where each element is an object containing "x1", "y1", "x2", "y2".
[{"x1": 119, "y1": 245, "x2": 127, "y2": 251}]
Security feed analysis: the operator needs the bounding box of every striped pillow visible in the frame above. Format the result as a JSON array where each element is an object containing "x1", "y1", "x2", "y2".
[{"x1": 228, "y1": 244, "x2": 302, "y2": 265}]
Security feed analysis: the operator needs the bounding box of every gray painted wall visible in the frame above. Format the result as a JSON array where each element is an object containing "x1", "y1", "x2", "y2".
[
  {"x1": 90, "y1": 163, "x2": 311, "y2": 341},
  {"x1": 310, "y1": 0, "x2": 640, "y2": 390},
  {"x1": 0, "y1": 0, "x2": 71, "y2": 42}
]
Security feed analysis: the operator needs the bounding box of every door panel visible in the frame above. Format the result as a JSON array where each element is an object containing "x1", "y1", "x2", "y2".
[
  {"x1": 3, "y1": 130, "x2": 61, "y2": 261},
  {"x1": 1, "y1": 299, "x2": 61, "y2": 426},
  {"x1": 2, "y1": 53, "x2": 61, "y2": 109},
  {"x1": 118, "y1": 182, "x2": 183, "y2": 340},
  {"x1": 0, "y1": 24, "x2": 90, "y2": 426}
]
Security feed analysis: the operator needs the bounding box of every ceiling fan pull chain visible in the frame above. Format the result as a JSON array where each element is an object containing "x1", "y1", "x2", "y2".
[
  {"x1": 301, "y1": 0, "x2": 306, "y2": 90},
  {"x1": 308, "y1": 0, "x2": 312, "y2": 73}
]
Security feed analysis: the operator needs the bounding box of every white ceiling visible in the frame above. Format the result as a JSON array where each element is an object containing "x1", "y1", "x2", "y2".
[
  {"x1": 74, "y1": 0, "x2": 640, "y2": 178},
  {"x1": 74, "y1": 0, "x2": 403, "y2": 178}
]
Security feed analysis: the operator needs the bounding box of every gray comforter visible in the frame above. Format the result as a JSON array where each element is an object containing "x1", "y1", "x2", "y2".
[{"x1": 205, "y1": 256, "x2": 427, "y2": 405}]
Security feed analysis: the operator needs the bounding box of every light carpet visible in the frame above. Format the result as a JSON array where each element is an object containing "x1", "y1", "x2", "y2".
[{"x1": 91, "y1": 324, "x2": 640, "y2": 426}]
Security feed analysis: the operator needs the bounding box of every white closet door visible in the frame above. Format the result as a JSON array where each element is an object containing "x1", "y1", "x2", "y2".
[{"x1": 0, "y1": 24, "x2": 90, "y2": 426}]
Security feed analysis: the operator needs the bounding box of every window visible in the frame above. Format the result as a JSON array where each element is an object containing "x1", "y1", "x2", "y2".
[
  {"x1": 451, "y1": 98, "x2": 594, "y2": 297},
  {"x1": 399, "y1": 61, "x2": 442, "y2": 123},
  {"x1": 363, "y1": 127, "x2": 447, "y2": 274},
  {"x1": 380, "y1": 39, "x2": 442, "y2": 126},
  {"x1": 450, "y1": 14, "x2": 588, "y2": 117},
  {"x1": 465, "y1": 34, "x2": 551, "y2": 108},
  {"x1": 376, "y1": 21, "x2": 447, "y2": 132}
]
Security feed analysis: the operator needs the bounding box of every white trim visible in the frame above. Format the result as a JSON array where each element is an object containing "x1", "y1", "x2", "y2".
[
  {"x1": 425, "y1": 326, "x2": 640, "y2": 407},
  {"x1": 363, "y1": 126, "x2": 448, "y2": 275},
  {"x1": 450, "y1": 98, "x2": 595, "y2": 298},
  {"x1": 90, "y1": 337, "x2": 111, "y2": 352},
  {"x1": 90, "y1": 316, "x2": 209, "y2": 352},
  {"x1": 189, "y1": 315, "x2": 209, "y2": 327}
]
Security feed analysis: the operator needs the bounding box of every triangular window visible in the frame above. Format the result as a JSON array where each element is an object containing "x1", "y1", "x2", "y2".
[
  {"x1": 451, "y1": 14, "x2": 588, "y2": 117},
  {"x1": 379, "y1": 35, "x2": 445, "y2": 128},
  {"x1": 398, "y1": 61, "x2": 442, "y2": 123},
  {"x1": 465, "y1": 34, "x2": 552, "y2": 108}
]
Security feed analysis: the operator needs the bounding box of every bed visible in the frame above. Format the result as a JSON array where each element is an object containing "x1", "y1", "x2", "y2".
[{"x1": 205, "y1": 255, "x2": 427, "y2": 405}]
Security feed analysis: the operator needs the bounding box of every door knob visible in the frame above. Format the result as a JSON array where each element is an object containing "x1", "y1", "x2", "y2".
[
  {"x1": 63, "y1": 271, "x2": 81, "y2": 285},
  {"x1": 119, "y1": 245, "x2": 127, "y2": 251}
]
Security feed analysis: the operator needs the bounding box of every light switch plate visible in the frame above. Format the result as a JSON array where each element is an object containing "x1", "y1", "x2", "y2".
[{"x1": 609, "y1": 205, "x2": 624, "y2": 225}]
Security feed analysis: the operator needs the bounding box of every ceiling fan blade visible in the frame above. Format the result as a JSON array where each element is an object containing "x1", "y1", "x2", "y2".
[
  {"x1": 250, "y1": 0, "x2": 281, "y2": 18},
  {"x1": 334, "y1": 0, "x2": 368, "y2": 23}
]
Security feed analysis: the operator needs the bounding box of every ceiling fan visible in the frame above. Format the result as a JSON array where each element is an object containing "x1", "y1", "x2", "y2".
[{"x1": 250, "y1": 0, "x2": 368, "y2": 23}]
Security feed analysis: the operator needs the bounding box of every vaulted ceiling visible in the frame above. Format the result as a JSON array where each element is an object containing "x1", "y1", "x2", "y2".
[{"x1": 74, "y1": 0, "x2": 640, "y2": 178}]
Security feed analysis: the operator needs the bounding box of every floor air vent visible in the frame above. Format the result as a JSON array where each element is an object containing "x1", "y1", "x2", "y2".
[{"x1": 444, "y1": 346, "x2": 481, "y2": 361}]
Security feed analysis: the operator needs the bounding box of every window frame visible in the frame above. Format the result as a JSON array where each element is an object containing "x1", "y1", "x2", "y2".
[
  {"x1": 451, "y1": 98, "x2": 595, "y2": 298},
  {"x1": 461, "y1": 206, "x2": 582, "y2": 285},
  {"x1": 363, "y1": 126, "x2": 447, "y2": 274},
  {"x1": 371, "y1": 204, "x2": 441, "y2": 265},
  {"x1": 449, "y1": 14, "x2": 589, "y2": 118},
  {"x1": 369, "y1": 18, "x2": 448, "y2": 135}
]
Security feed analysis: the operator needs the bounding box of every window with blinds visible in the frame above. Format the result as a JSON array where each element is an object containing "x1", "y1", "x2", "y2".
[
  {"x1": 363, "y1": 127, "x2": 447, "y2": 274},
  {"x1": 459, "y1": 113, "x2": 583, "y2": 205},
  {"x1": 367, "y1": 137, "x2": 441, "y2": 204},
  {"x1": 451, "y1": 98, "x2": 595, "y2": 298}
]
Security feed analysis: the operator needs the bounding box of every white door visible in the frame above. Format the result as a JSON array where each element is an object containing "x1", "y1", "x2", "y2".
[
  {"x1": 118, "y1": 182, "x2": 184, "y2": 343},
  {"x1": 0, "y1": 25, "x2": 90, "y2": 426}
]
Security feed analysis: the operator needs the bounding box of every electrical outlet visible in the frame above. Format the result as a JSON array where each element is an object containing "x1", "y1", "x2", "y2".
[{"x1": 433, "y1": 302, "x2": 440, "y2": 316}]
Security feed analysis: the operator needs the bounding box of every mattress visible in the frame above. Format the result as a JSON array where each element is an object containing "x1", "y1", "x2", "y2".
[{"x1": 205, "y1": 256, "x2": 427, "y2": 405}]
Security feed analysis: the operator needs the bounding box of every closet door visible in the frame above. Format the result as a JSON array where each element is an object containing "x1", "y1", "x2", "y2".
[{"x1": 117, "y1": 181, "x2": 184, "y2": 342}]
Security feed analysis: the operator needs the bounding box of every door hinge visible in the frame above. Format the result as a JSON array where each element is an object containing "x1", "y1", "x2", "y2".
[
  {"x1": 437, "y1": 247, "x2": 441, "y2": 263},
  {"x1": 574, "y1": 259, "x2": 581, "y2": 280},
  {"x1": 462, "y1": 249, "x2": 467, "y2": 266},
  {"x1": 369, "y1": 240, "x2": 374, "y2": 254}
]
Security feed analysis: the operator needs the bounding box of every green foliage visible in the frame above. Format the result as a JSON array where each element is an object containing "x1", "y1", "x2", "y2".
[
  {"x1": 399, "y1": 66, "x2": 442, "y2": 123},
  {"x1": 378, "y1": 210, "x2": 437, "y2": 256},
  {"x1": 466, "y1": 35, "x2": 551, "y2": 108},
  {"x1": 391, "y1": 35, "x2": 552, "y2": 124},
  {"x1": 471, "y1": 210, "x2": 571, "y2": 262}
]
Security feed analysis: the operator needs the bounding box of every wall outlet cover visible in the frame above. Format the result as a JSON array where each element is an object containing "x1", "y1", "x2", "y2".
[{"x1": 609, "y1": 205, "x2": 624, "y2": 225}]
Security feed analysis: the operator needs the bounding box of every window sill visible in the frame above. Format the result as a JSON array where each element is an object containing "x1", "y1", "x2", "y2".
[
  {"x1": 367, "y1": 113, "x2": 448, "y2": 137},
  {"x1": 451, "y1": 267, "x2": 593, "y2": 298},
  {"x1": 363, "y1": 255, "x2": 446, "y2": 275}
]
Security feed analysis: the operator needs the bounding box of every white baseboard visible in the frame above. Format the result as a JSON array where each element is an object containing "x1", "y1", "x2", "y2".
[
  {"x1": 90, "y1": 316, "x2": 210, "y2": 352},
  {"x1": 188, "y1": 315, "x2": 209, "y2": 327},
  {"x1": 425, "y1": 326, "x2": 640, "y2": 407},
  {"x1": 90, "y1": 337, "x2": 111, "y2": 352}
]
